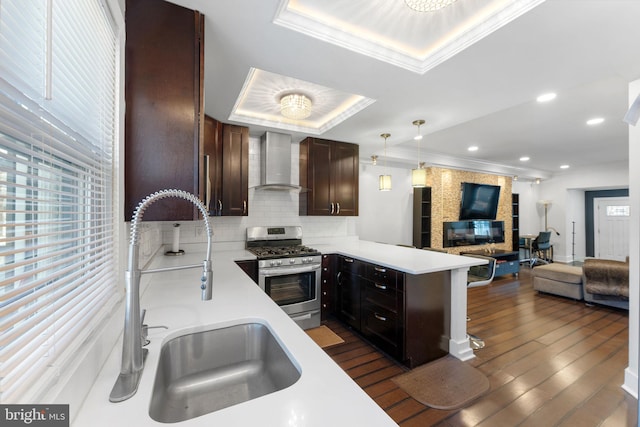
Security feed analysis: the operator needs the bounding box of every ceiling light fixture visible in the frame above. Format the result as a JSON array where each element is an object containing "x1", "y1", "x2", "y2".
[
  {"x1": 536, "y1": 92, "x2": 557, "y2": 103},
  {"x1": 371, "y1": 155, "x2": 378, "y2": 165},
  {"x1": 379, "y1": 133, "x2": 392, "y2": 191},
  {"x1": 411, "y1": 120, "x2": 427, "y2": 188},
  {"x1": 535, "y1": 178, "x2": 541, "y2": 185},
  {"x1": 520, "y1": 156, "x2": 530, "y2": 162},
  {"x1": 280, "y1": 93, "x2": 312, "y2": 120},
  {"x1": 404, "y1": 0, "x2": 458, "y2": 12},
  {"x1": 560, "y1": 164, "x2": 570, "y2": 169},
  {"x1": 468, "y1": 146, "x2": 478, "y2": 152},
  {"x1": 513, "y1": 175, "x2": 518, "y2": 181}
]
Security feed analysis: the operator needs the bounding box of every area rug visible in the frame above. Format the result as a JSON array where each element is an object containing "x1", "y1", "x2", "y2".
[
  {"x1": 392, "y1": 355, "x2": 490, "y2": 410},
  {"x1": 305, "y1": 325, "x2": 344, "y2": 348}
]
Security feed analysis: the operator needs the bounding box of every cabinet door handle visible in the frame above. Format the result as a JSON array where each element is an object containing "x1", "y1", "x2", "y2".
[
  {"x1": 374, "y1": 313, "x2": 387, "y2": 322},
  {"x1": 204, "y1": 155, "x2": 211, "y2": 212},
  {"x1": 218, "y1": 200, "x2": 222, "y2": 213},
  {"x1": 243, "y1": 200, "x2": 247, "y2": 214},
  {"x1": 374, "y1": 266, "x2": 387, "y2": 273},
  {"x1": 344, "y1": 258, "x2": 354, "y2": 263},
  {"x1": 330, "y1": 202, "x2": 334, "y2": 214},
  {"x1": 336, "y1": 271, "x2": 342, "y2": 285},
  {"x1": 374, "y1": 283, "x2": 387, "y2": 290},
  {"x1": 336, "y1": 202, "x2": 340, "y2": 214}
]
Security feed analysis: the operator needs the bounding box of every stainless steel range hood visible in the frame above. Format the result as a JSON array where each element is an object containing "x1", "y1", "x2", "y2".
[{"x1": 254, "y1": 131, "x2": 301, "y2": 191}]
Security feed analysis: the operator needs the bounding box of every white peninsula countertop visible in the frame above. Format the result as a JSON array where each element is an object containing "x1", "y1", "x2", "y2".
[
  {"x1": 312, "y1": 240, "x2": 484, "y2": 275},
  {"x1": 74, "y1": 240, "x2": 484, "y2": 426}
]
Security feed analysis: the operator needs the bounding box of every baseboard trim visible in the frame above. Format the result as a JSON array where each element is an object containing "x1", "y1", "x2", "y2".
[{"x1": 622, "y1": 366, "x2": 638, "y2": 398}]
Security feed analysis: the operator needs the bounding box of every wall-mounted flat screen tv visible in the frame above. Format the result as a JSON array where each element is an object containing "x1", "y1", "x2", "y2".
[{"x1": 459, "y1": 182, "x2": 501, "y2": 220}]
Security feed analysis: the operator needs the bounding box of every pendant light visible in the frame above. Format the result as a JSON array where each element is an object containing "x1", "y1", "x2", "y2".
[
  {"x1": 379, "y1": 133, "x2": 392, "y2": 191},
  {"x1": 411, "y1": 120, "x2": 427, "y2": 188}
]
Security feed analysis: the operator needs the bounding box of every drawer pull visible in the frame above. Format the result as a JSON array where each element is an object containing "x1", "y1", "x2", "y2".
[
  {"x1": 374, "y1": 283, "x2": 387, "y2": 290},
  {"x1": 344, "y1": 258, "x2": 354, "y2": 263},
  {"x1": 374, "y1": 313, "x2": 387, "y2": 322},
  {"x1": 374, "y1": 266, "x2": 387, "y2": 273}
]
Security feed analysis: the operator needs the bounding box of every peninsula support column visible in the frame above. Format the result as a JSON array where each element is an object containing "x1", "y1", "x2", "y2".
[{"x1": 448, "y1": 266, "x2": 474, "y2": 361}]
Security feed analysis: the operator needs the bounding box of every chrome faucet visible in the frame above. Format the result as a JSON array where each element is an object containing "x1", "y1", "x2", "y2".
[{"x1": 109, "y1": 189, "x2": 213, "y2": 403}]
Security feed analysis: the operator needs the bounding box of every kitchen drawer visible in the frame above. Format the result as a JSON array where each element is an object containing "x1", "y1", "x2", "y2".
[
  {"x1": 361, "y1": 303, "x2": 401, "y2": 359},
  {"x1": 361, "y1": 279, "x2": 398, "y2": 313},
  {"x1": 364, "y1": 264, "x2": 399, "y2": 289},
  {"x1": 339, "y1": 256, "x2": 363, "y2": 276}
]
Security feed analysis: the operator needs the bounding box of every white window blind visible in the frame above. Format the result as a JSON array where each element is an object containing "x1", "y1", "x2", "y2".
[{"x1": 0, "y1": 0, "x2": 120, "y2": 403}]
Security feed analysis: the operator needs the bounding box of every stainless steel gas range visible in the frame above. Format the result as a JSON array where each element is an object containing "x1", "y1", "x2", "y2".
[{"x1": 246, "y1": 226, "x2": 321, "y2": 330}]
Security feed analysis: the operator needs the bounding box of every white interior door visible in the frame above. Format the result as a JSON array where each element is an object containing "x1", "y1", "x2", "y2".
[{"x1": 594, "y1": 197, "x2": 630, "y2": 261}]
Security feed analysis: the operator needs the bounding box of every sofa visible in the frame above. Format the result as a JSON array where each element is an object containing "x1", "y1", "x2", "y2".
[{"x1": 582, "y1": 258, "x2": 629, "y2": 310}]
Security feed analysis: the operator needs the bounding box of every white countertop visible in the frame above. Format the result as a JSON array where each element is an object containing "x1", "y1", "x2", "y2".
[
  {"x1": 313, "y1": 240, "x2": 485, "y2": 274},
  {"x1": 74, "y1": 243, "x2": 398, "y2": 427},
  {"x1": 74, "y1": 240, "x2": 483, "y2": 426}
]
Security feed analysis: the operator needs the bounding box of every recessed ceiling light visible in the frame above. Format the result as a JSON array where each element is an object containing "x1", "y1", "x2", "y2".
[
  {"x1": 468, "y1": 146, "x2": 478, "y2": 152},
  {"x1": 560, "y1": 164, "x2": 570, "y2": 169},
  {"x1": 586, "y1": 117, "x2": 605, "y2": 126},
  {"x1": 519, "y1": 156, "x2": 530, "y2": 162},
  {"x1": 536, "y1": 92, "x2": 557, "y2": 103}
]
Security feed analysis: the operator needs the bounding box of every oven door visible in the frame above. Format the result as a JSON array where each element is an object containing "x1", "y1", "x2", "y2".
[{"x1": 259, "y1": 265, "x2": 320, "y2": 316}]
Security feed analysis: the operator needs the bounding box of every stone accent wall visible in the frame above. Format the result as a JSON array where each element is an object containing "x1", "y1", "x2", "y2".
[{"x1": 427, "y1": 167, "x2": 513, "y2": 254}]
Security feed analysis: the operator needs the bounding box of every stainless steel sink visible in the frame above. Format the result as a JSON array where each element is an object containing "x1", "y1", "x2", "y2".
[{"x1": 149, "y1": 322, "x2": 301, "y2": 423}]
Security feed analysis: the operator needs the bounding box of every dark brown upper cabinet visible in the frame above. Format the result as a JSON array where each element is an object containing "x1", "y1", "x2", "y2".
[
  {"x1": 203, "y1": 116, "x2": 249, "y2": 216},
  {"x1": 124, "y1": 0, "x2": 204, "y2": 221},
  {"x1": 299, "y1": 138, "x2": 359, "y2": 216}
]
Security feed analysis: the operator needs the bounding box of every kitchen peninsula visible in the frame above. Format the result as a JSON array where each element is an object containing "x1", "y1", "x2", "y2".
[
  {"x1": 74, "y1": 240, "x2": 483, "y2": 426},
  {"x1": 316, "y1": 240, "x2": 485, "y2": 364}
]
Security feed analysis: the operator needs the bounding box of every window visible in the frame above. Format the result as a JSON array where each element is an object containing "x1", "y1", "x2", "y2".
[
  {"x1": 0, "y1": 0, "x2": 120, "y2": 402},
  {"x1": 606, "y1": 205, "x2": 630, "y2": 217}
]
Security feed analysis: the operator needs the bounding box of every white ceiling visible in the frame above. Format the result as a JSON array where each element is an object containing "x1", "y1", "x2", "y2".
[{"x1": 166, "y1": 0, "x2": 640, "y2": 181}]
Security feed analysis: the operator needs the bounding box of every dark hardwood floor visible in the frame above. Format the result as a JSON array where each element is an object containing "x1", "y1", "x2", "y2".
[{"x1": 321, "y1": 267, "x2": 637, "y2": 426}]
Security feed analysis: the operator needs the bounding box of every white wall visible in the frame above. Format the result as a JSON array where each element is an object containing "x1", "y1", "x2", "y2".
[
  {"x1": 623, "y1": 79, "x2": 640, "y2": 398},
  {"x1": 356, "y1": 162, "x2": 414, "y2": 246},
  {"x1": 514, "y1": 161, "x2": 628, "y2": 263}
]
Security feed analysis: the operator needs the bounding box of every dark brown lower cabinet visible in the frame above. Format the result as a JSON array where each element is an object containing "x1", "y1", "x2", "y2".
[
  {"x1": 321, "y1": 254, "x2": 336, "y2": 319},
  {"x1": 404, "y1": 271, "x2": 449, "y2": 368},
  {"x1": 361, "y1": 284, "x2": 402, "y2": 360},
  {"x1": 235, "y1": 260, "x2": 258, "y2": 284},
  {"x1": 336, "y1": 256, "x2": 363, "y2": 330},
  {"x1": 332, "y1": 254, "x2": 448, "y2": 368}
]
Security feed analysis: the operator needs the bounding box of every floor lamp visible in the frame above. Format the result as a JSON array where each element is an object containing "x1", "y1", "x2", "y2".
[{"x1": 538, "y1": 199, "x2": 560, "y2": 236}]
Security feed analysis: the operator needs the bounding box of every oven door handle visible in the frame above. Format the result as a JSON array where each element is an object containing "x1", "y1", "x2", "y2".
[{"x1": 259, "y1": 265, "x2": 320, "y2": 277}]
